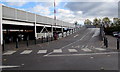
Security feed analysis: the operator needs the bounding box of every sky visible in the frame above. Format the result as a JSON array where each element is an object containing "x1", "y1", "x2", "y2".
[{"x1": 0, "y1": 0, "x2": 119, "y2": 25}]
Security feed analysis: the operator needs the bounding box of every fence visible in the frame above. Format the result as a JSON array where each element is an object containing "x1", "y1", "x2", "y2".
[
  {"x1": 37, "y1": 33, "x2": 53, "y2": 39},
  {"x1": 2, "y1": 28, "x2": 80, "y2": 51}
]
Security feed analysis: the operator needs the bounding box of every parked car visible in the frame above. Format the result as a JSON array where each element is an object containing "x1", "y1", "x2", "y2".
[
  {"x1": 112, "y1": 32, "x2": 118, "y2": 37},
  {"x1": 118, "y1": 32, "x2": 120, "y2": 38}
]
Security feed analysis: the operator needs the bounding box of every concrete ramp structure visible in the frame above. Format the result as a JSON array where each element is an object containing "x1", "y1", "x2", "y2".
[{"x1": 0, "y1": 4, "x2": 75, "y2": 45}]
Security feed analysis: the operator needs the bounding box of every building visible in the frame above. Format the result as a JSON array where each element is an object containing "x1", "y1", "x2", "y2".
[{"x1": 0, "y1": 4, "x2": 75, "y2": 45}]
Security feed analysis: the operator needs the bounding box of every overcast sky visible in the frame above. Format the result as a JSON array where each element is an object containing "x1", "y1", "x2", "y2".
[{"x1": 0, "y1": 0, "x2": 119, "y2": 24}]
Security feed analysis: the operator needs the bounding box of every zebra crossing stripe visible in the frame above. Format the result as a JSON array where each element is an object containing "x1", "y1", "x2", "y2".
[
  {"x1": 37, "y1": 50, "x2": 47, "y2": 54},
  {"x1": 44, "y1": 52, "x2": 118, "y2": 57},
  {"x1": 75, "y1": 45, "x2": 80, "y2": 48},
  {"x1": 95, "y1": 48, "x2": 106, "y2": 51},
  {"x1": 0, "y1": 65, "x2": 20, "y2": 68},
  {"x1": 81, "y1": 45, "x2": 85, "y2": 48},
  {"x1": 20, "y1": 50, "x2": 32, "y2": 54},
  {"x1": 3, "y1": 48, "x2": 107, "y2": 55},
  {"x1": 81, "y1": 48, "x2": 92, "y2": 52},
  {"x1": 3, "y1": 51, "x2": 16, "y2": 55},
  {"x1": 68, "y1": 49, "x2": 77, "y2": 52},
  {"x1": 53, "y1": 49, "x2": 62, "y2": 53}
]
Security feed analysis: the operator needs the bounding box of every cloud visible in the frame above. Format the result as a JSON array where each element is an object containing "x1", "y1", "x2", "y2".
[
  {"x1": 58, "y1": 9, "x2": 73, "y2": 14},
  {"x1": 65, "y1": 2, "x2": 118, "y2": 18},
  {"x1": 6, "y1": 2, "x2": 27, "y2": 7},
  {"x1": 29, "y1": 2, "x2": 78, "y2": 23},
  {"x1": 1, "y1": 0, "x2": 119, "y2": 2},
  {"x1": 30, "y1": 4, "x2": 51, "y2": 16},
  {"x1": 56, "y1": 8, "x2": 83, "y2": 23},
  {"x1": 57, "y1": 9, "x2": 75, "y2": 22}
]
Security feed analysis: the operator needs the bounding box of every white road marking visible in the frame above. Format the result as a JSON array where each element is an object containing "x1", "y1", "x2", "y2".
[
  {"x1": 3, "y1": 51, "x2": 16, "y2": 55},
  {"x1": 92, "y1": 28, "x2": 100, "y2": 38},
  {"x1": 53, "y1": 49, "x2": 62, "y2": 53},
  {"x1": 68, "y1": 49, "x2": 78, "y2": 52},
  {"x1": 95, "y1": 48, "x2": 106, "y2": 51},
  {"x1": 44, "y1": 52, "x2": 118, "y2": 57},
  {"x1": 78, "y1": 45, "x2": 80, "y2": 48},
  {"x1": 0, "y1": 66, "x2": 20, "y2": 68},
  {"x1": 45, "y1": 31, "x2": 90, "y2": 56},
  {"x1": 90, "y1": 46, "x2": 94, "y2": 48},
  {"x1": 37, "y1": 50, "x2": 47, "y2": 54},
  {"x1": 81, "y1": 48, "x2": 92, "y2": 52},
  {"x1": 20, "y1": 50, "x2": 32, "y2": 54},
  {"x1": 80, "y1": 32, "x2": 90, "y2": 40},
  {"x1": 90, "y1": 57, "x2": 94, "y2": 59},
  {"x1": 81, "y1": 45, "x2": 85, "y2": 48},
  {"x1": 74, "y1": 34, "x2": 79, "y2": 38},
  {"x1": 21, "y1": 64, "x2": 25, "y2": 66},
  {"x1": 75, "y1": 45, "x2": 80, "y2": 48},
  {"x1": 85, "y1": 45, "x2": 88, "y2": 48}
]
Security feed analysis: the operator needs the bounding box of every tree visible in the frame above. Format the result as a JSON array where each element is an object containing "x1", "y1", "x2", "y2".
[
  {"x1": 84, "y1": 19, "x2": 92, "y2": 25},
  {"x1": 75, "y1": 21, "x2": 78, "y2": 26},
  {"x1": 92, "y1": 18, "x2": 101, "y2": 27},
  {"x1": 93, "y1": 18, "x2": 98, "y2": 26},
  {"x1": 113, "y1": 18, "x2": 120, "y2": 26},
  {"x1": 102, "y1": 17, "x2": 111, "y2": 28}
]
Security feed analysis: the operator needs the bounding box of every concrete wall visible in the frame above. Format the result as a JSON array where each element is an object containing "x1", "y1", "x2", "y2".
[
  {"x1": 2, "y1": 5, "x2": 75, "y2": 28},
  {"x1": 0, "y1": 4, "x2": 3, "y2": 45},
  {"x1": 0, "y1": 4, "x2": 2, "y2": 72},
  {"x1": 85, "y1": 25, "x2": 96, "y2": 28}
]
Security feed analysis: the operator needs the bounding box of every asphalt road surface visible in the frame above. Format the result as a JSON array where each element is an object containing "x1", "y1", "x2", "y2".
[{"x1": 2, "y1": 27, "x2": 119, "y2": 71}]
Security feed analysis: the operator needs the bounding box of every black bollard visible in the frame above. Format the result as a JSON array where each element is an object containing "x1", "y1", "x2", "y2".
[
  {"x1": 47, "y1": 36, "x2": 49, "y2": 42},
  {"x1": 16, "y1": 38, "x2": 19, "y2": 48},
  {"x1": 66, "y1": 32, "x2": 67, "y2": 37},
  {"x1": 104, "y1": 37, "x2": 106, "y2": 46},
  {"x1": 62, "y1": 33, "x2": 63, "y2": 37},
  {"x1": 26, "y1": 36, "x2": 29, "y2": 47},
  {"x1": 2, "y1": 40, "x2": 5, "y2": 52},
  {"x1": 106, "y1": 38, "x2": 108, "y2": 48},
  {"x1": 117, "y1": 38, "x2": 119, "y2": 50},
  {"x1": 35, "y1": 37, "x2": 36, "y2": 45},
  {"x1": 42, "y1": 36, "x2": 44, "y2": 43}
]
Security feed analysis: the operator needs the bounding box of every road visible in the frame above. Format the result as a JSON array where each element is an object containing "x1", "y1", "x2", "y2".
[{"x1": 2, "y1": 27, "x2": 119, "y2": 71}]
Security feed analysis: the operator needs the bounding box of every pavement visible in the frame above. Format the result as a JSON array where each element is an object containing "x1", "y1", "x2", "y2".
[
  {"x1": 106, "y1": 35, "x2": 119, "y2": 50},
  {"x1": 1, "y1": 27, "x2": 119, "y2": 71}
]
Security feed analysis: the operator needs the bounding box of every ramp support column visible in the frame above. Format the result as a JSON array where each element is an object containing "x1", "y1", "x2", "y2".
[{"x1": 0, "y1": 4, "x2": 3, "y2": 45}]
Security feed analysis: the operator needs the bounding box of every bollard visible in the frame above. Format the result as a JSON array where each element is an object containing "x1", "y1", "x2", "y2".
[
  {"x1": 26, "y1": 36, "x2": 29, "y2": 47},
  {"x1": 106, "y1": 38, "x2": 108, "y2": 48},
  {"x1": 34, "y1": 37, "x2": 36, "y2": 45},
  {"x1": 117, "y1": 38, "x2": 119, "y2": 50},
  {"x1": 42, "y1": 36, "x2": 44, "y2": 43},
  {"x1": 62, "y1": 32, "x2": 63, "y2": 37},
  {"x1": 47, "y1": 36, "x2": 49, "y2": 42},
  {"x1": 16, "y1": 38, "x2": 19, "y2": 48},
  {"x1": 104, "y1": 37, "x2": 106, "y2": 46},
  {"x1": 66, "y1": 32, "x2": 67, "y2": 37},
  {"x1": 2, "y1": 40, "x2": 5, "y2": 52}
]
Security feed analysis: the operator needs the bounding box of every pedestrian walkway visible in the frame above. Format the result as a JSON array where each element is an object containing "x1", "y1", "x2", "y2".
[{"x1": 3, "y1": 47, "x2": 114, "y2": 56}]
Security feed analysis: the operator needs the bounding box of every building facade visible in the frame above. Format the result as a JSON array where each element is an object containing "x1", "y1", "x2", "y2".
[{"x1": 0, "y1": 4, "x2": 75, "y2": 45}]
